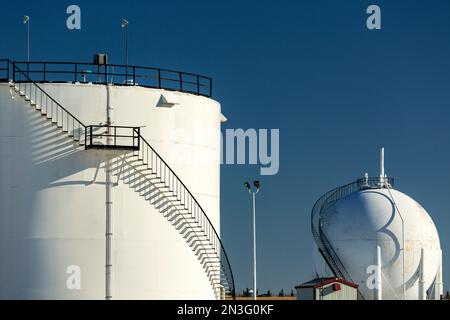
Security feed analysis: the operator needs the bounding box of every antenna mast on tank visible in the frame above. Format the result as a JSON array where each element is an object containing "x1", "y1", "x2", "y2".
[
  {"x1": 380, "y1": 147, "x2": 385, "y2": 186},
  {"x1": 380, "y1": 147, "x2": 385, "y2": 177}
]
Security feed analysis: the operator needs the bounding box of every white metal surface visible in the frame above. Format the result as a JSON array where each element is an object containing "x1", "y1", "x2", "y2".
[
  {"x1": 375, "y1": 245, "x2": 382, "y2": 300},
  {"x1": 434, "y1": 249, "x2": 443, "y2": 299},
  {"x1": 0, "y1": 82, "x2": 223, "y2": 299},
  {"x1": 419, "y1": 248, "x2": 426, "y2": 300}
]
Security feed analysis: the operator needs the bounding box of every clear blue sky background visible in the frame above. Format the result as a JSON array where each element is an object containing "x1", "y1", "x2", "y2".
[{"x1": 1, "y1": 0, "x2": 449, "y2": 295}]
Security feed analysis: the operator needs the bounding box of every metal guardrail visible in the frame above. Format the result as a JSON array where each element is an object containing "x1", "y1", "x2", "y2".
[
  {"x1": 311, "y1": 176, "x2": 395, "y2": 300},
  {"x1": 1, "y1": 60, "x2": 212, "y2": 98},
  {"x1": 85, "y1": 126, "x2": 140, "y2": 150},
  {"x1": 2, "y1": 59, "x2": 87, "y2": 144}
]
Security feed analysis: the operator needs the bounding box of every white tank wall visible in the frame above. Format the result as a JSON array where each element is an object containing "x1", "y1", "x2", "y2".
[
  {"x1": 0, "y1": 83, "x2": 223, "y2": 299},
  {"x1": 41, "y1": 83, "x2": 222, "y2": 229},
  {"x1": 315, "y1": 188, "x2": 441, "y2": 300}
]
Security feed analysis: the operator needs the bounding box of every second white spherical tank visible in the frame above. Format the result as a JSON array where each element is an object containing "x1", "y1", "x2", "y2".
[{"x1": 313, "y1": 188, "x2": 441, "y2": 300}]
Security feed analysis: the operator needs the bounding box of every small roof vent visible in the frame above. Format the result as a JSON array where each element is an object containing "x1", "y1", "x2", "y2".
[{"x1": 93, "y1": 53, "x2": 108, "y2": 65}]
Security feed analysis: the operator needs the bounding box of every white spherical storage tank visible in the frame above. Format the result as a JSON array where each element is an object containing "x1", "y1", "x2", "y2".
[
  {"x1": 312, "y1": 150, "x2": 443, "y2": 300},
  {"x1": 0, "y1": 60, "x2": 234, "y2": 300}
]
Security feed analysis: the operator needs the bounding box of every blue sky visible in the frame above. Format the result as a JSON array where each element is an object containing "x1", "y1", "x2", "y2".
[{"x1": 1, "y1": 0, "x2": 450, "y2": 295}]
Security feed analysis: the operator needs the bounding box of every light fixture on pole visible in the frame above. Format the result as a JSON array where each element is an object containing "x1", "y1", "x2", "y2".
[
  {"x1": 244, "y1": 180, "x2": 261, "y2": 300},
  {"x1": 121, "y1": 19, "x2": 129, "y2": 67},
  {"x1": 23, "y1": 15, "x2": 30, "y2": 62}
]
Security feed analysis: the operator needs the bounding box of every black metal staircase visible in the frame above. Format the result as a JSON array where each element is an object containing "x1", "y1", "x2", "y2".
[
  {"x1": 0, "y1": 59, "x2": 235, "y2": 299},
  {"x1": 1, "y1": 59, "x2": 87, "y2": 146}
]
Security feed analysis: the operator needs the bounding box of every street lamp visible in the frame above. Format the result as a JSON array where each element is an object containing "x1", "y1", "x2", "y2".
[
  {"x1": 23, "y1": 15, "x2": 30, "y2": 62},
  {"x1": 244, "y1": 180, "x2": 261, "y2": 300},
  {"x1": 121, "y1": 19, "x2": 129, "y2": 67}
]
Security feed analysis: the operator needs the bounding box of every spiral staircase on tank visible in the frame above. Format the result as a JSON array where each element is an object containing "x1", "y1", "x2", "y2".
[
  {"x1": 0, "y1": 59, "x2": 235, "y2": 300},
  {"x1": 311, "y1": 176, "x2": 395, "y2": 300}
]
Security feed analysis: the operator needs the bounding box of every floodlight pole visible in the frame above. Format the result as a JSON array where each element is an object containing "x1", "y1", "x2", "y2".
[
  {"x1": 252, "y1": 189, "x2": 257, "y2": 300},
  {"x1": 125, "y1": 24, "x2": 128, "y2": 67},
  {"x1": 245, "y1": 181, "x2": 260, "y2": 300},
  {"x1": 121, "y1": 19, "x2": 129, "y2": 68},
  {"x1": 24, "y1": 16, "x2": 30, "y2": 62}
]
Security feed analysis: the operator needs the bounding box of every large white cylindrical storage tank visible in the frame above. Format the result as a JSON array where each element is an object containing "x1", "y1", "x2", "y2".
[
  {"x1": 313, "y1": 180, "x2": 442, "y2": 300},
  {"x1": 0, "y1": 79, "x2": 225, "y2": 299}
]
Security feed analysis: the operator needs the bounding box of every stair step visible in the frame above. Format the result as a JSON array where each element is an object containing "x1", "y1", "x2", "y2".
[
  {"x1": 155, "y1": 200, "x2": 170, "y2": 210},
  {"x1": 177, "y1": 224, "x2": 202, "y2": 232},
  {"x1": 174, "y1": 216, "x2": 199, "y2": 223},
  {"x1": 178, "y1": 228, "x2": 204, "y2": 238},
  {"x1": 168, "y1": 213, "x2": 194, "y2": 223},
  {"x1": 177, "y1": 222, "x2": 202, "y2": 230},
  {"x1": 163, "y1": 211, "x2": 178, "y2": 219},
  {"x1": 155, "y1": 185, "x2": 171, "y2": 191},
  {"x1": 148, "y1": 180, "x2": 168, "y2": 186},
  {"x1": 168, "y1": 215, "x2": 196, "y2": 226},
  {"x1": 200, "y1": 260, "x2": 221, "y2": 270},
  {"x1": 192, "y1": 239, "x2": 215, "y2": 247},
  {"x1": 179, "y1": 228, "x2": 203, "y2": 237},
  {"x1": 185, "y1": 232, "x2": 209, "y2": 240},
  {"x1": 199, "y1": 257, "x2": 220, "y2": 269},
  {"x1": 185, "y1": 235, "x2": 209, "y2": 244},
  {"x1": 198, "y1": 254, "x2": 220, "y2": 261},
  {"x1": 195, "y1": 247, "x2": 218, "y2": 255},
  {"x1": 171, "y1": 214, "x2": 196, "y2": 221}
]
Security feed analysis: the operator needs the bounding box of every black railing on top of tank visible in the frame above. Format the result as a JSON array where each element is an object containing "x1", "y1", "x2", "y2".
[{"x1": 0, "y1": 59, "x2": 212, "y2": 98}]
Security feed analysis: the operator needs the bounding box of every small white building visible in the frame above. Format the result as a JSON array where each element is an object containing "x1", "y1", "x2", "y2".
[{"x1": 295, "y1": 278, "x2": 359, "y2": 300}]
